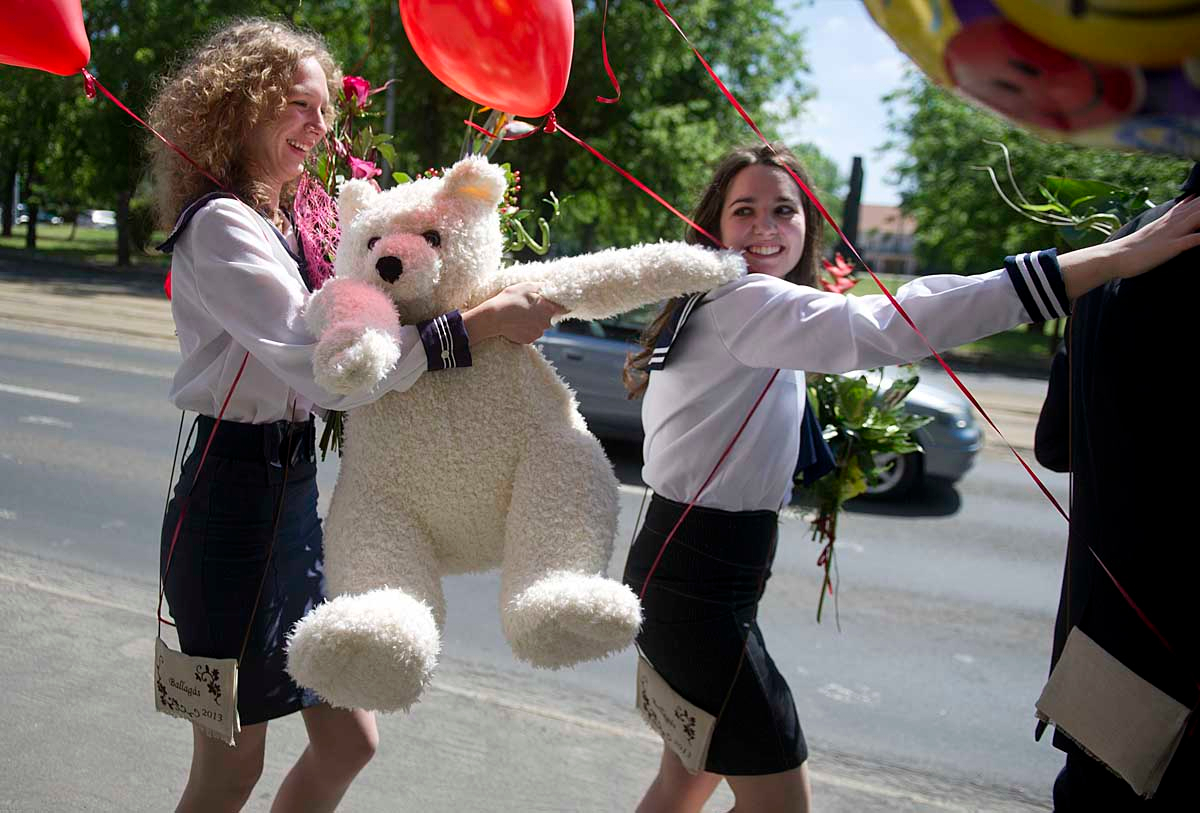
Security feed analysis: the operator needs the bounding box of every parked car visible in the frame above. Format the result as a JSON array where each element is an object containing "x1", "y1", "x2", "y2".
[{"x1": 535, "y1": 311, "x2": 982, "y2": 499}]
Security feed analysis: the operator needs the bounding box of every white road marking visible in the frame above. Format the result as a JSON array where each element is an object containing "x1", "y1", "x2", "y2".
[
  {"x1": 19, "y1": 415, "x2": 74, "y2": 428},
  {"x1": 0, "y1": 382, "x2": 81, "y2": 404},
  {"x1": 0, "y1": 343, "x2": 174, "y2": 379},
  {"x1": 0, "y1": 509, "x2": 15, "y2": 520}
]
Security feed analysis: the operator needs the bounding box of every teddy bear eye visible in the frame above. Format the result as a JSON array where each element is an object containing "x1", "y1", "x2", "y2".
[
  {"x1": 367, "y1": 237, "x2": 381, "y2": 251},
  {"x1": 422, "y1": 230, "x2": 441, "y2": 248}
]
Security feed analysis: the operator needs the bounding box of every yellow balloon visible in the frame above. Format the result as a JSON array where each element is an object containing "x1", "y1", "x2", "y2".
[
  {"x1": 994, "y1": 0, "x2": 1200, "y2": 67},
  {"x1": 862, "y1": 0, "x2": 960, "y2": 86}
]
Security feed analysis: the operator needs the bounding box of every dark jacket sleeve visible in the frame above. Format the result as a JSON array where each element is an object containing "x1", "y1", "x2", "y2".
[{"x1": 1034, "y1": 341, "x2": 1070, "y2": 472}]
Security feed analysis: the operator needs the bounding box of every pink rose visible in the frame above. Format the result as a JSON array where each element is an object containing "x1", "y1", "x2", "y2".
[
  {"x1": 348, "y1": 156, "x2": 382, "y2": 180},
  {"x1": 343, "y1": 76, "x2": 370, "y2": 108}
]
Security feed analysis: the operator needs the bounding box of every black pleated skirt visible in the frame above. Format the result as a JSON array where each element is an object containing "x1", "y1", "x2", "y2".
[
  {"x1": 160, "y1": 416, "x2": 324, "y2": 726},
  {"x1": 623, "y1": 494, "x2": 806, "y2": 776}
]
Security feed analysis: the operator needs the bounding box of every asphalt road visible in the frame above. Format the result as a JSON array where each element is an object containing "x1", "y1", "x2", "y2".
[{"x1": 0, "y1": 321, "x2": 1070, "y2": 811}]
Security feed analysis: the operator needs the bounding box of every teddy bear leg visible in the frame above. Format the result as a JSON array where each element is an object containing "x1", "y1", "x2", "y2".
[
  {"x1": 286, "y1": 504, "x2": 445, "y2": 713},
  {"x1": 499, "y1": 429, "x2": 642, "y2": 668}
]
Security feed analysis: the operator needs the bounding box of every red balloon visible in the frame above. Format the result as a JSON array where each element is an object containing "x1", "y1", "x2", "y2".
[
  {"x1": 0, "y1": 0, "x2": 90, "y2": 75},
  {"x1": 400, "y1": 0, "x2": 574, "y2": 118}
]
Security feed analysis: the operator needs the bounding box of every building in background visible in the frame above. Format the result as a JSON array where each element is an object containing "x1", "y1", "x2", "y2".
[{"x1": 857, "y1": 204, "x2": 918, "y2": 276}]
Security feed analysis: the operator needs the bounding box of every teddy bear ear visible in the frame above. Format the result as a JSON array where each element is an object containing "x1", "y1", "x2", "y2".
[
  {"x1": 437, "y1": 156, "x2": 507, "y2": 213},
  {"x1": 337, "y1": 179, "x2": 379, "y2": 228}
]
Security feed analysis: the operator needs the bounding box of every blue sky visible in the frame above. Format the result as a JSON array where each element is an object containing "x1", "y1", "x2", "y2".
[{"x1": 783, "y1": 1, "x2": 909, "y2": 205}]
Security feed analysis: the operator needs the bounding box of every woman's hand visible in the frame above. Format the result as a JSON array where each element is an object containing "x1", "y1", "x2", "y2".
[
  {"x1": 1108, "y1": 194, "x2": 1200, "y2": 278},
  {"x1": 1060, "y1": 194, "x2": 1200, "y2": 299},
  {"x1": 462, "y1": 282, "x2": 567, "y2": 346}
]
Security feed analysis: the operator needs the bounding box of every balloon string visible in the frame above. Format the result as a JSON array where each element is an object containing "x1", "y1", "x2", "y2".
[
  {"x1": 463, "y1": 118, "x2": 542, "y2": 143},
  {"x1": 645, "y1": 0, "x2": 1068, "y2": 522},
  {"x1": 547, "y1": 114, "x2": 723, "y2": 247},
  {"x1": 81, "y1": 69, "x2": 227, "y2": 192},
  {"x1": 595, "y1": 0, "x2": 622, "y2": 104}
]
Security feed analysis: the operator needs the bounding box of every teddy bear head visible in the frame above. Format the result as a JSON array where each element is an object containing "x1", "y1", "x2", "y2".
[{"x1": 331, "y1": 156, "x2": 508, "y2": 323}]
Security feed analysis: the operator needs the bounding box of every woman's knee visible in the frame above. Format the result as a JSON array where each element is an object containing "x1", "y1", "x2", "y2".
[
  {"x1": 727, "y1": 762, "x2": 810, "y2": 813},
  {"x1": 187, "y1": 726, "x2": 267, "y2": 804},
  {"x1": 305, "y1": 706, "x2": 379, "y2": 775}
]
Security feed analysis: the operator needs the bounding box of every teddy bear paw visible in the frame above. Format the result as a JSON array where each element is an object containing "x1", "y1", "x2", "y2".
[
  {"x1": 313, "y1": 326, "x2": 401, "y2": 395},
  {"x1": 503, "y1": 572, "x2": 642, "y2": 668},
  {"x1": 286, "y1": 588, "x2": 440, "y2": 712}
]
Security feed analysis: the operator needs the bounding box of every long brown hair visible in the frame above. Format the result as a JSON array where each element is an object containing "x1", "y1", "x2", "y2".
[
  {"x1": 146, "y1": 18, "x2": 341, "y2": 226},
  {"x1": 623, "y1": 143, "x2": 825, "y2": 397}
]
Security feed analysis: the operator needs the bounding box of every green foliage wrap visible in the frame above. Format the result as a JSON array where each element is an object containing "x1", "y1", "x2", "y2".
[{"x1": 802, "y1": 368, "x2": 931, "y2": 623}]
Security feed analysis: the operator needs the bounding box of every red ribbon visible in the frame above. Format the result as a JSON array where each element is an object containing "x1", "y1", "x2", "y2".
[
  {"x1": 158, "y1": 351, "x2": 250, "y2": 626},
  {"x1": 81, "y1": 68, "x2": 232, "y2": 301},
  {"x1": 638, "y1": 370, "x2": 780, "y2": 601},
  {"x1": 81, "y1": 68, "x2": 226, "y2": 192},
  {"x1": 463, "y1": 112, "x2": 722, "y2": 247},
  {"x1": 595, "y1": 0, "x2": 621, "y2": 104}
]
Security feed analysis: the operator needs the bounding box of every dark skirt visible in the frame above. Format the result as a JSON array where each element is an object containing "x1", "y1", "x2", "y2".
[
  {"x1": 623, "y1": 494, "x2": 806, "y2": 776},
  {"x1": 160, "y1": 415, "x2": 324, "y2": 726}
]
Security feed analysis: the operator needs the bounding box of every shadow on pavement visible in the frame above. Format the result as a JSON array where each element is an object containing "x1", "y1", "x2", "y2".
[
  {"x1": 0, "y1": 255, "x2": 167, "y2": 299},
  {"x1": 840, "y1": 478, "x2": 963, "y2": 518}
]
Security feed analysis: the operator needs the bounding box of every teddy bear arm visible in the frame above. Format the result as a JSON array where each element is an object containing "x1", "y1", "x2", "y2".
[
  {"x1": 303, "y1": 277, "x2": 400, "y2": 336},
  {"x1": 503, "y1": 242, "x2": 745, "y2": 322},
  {"x1": 303, "y1": 278, "x2": 403, "y2": 395}
]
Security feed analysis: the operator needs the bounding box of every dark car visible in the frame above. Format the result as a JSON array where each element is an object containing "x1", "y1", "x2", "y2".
[{"x1": 535, "y1": 311, "x2": 982, "y2": 498}]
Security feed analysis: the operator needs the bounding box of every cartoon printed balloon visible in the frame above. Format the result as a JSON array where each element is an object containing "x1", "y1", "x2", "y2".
[
  {"x1": 0, "y1": 0, "x2": 90, "y2": 76},
  {"x1": 993, "y1": 0, "x2": 1200, "y2": 68},
  {"x1": 399, "y1": 0, "x2": 574, "y2": 118},
  {"x1": 863, "y1": 0, "x2": 1200, "y2": 158}
]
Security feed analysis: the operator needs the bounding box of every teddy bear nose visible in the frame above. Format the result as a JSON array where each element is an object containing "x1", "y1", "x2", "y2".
[{"x1": 376, "y1": 256, "x2": 404, "y2": 284}]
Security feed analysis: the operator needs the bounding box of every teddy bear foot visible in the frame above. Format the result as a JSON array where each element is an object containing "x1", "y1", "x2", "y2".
[
  {"x1": 504, "y1": 571, "x2": 642, "y2": 668},
  {"x1": 286, "y1": 588, "x2": 441, "y2": 712}
]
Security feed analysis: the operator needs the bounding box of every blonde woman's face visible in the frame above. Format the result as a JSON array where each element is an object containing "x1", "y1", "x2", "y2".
[
  {"x1": 718, "y1": 164, "x2": 806, "y2": 280},
  {"x1": 245, "y1": 57, "x2": 330, "y2": 195}
]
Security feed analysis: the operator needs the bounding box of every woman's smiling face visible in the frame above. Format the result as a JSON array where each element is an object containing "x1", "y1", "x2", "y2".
[
  {"x1": 244, "y1": 57, "x2": 331, "y2": 195},
  {"x1": 718, "y1": 163, "x2": 806, "y2": 280}
]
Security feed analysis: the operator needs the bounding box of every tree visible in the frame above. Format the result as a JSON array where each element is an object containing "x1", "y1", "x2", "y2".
[
  {"x1": 1, "y1": 0, "x2": 834, "y2": 263},
  {"x1": 886, "y1": 74, "x2": 1190, "y2": 276},
  {"x1": 322, "y1": 0, "x2": 818, "y2": 255},
  {"x1": 0, "y1": 69, "x2": 76, "y2": 248}
]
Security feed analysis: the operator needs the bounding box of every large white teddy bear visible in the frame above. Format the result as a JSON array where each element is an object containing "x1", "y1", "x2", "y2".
[{"x1": 286, "y1": 156, "x2": 744, "y2": 712}]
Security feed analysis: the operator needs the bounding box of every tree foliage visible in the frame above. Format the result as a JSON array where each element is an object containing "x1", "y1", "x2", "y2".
[
  {"x1": 0, "y1": 0, "x2": 833, "y2": 263},
  {"x1": 886, "y1": 75, "x2": 1191, "y2": 276}
]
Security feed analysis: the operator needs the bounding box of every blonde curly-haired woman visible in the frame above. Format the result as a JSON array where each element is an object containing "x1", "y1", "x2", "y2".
[{"x1": 149, "y1": 18, "x2": 561, "y2": 812}]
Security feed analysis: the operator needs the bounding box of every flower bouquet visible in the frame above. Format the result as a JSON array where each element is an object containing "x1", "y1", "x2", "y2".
[{"x1": 801, "y1": 255, "x2": 932, "y2": 624}]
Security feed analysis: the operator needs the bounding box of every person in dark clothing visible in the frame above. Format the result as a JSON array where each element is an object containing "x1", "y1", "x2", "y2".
[{"x1": 1035, "y1": 163, "x2": 1200, "y2": 811}]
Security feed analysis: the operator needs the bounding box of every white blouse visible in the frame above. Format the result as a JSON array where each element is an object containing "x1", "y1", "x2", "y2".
[
  {"x1": 641, "y1": 261, "x2": 1066, "y2": 512},
  {"x1": 166, "y1": 198, "x2": 428, "y2": 423}
]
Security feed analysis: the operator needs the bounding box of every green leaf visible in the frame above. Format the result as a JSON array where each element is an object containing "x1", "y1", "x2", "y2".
[{"x1": 392, "y1": 172, "x2": 412, "y2": 185}]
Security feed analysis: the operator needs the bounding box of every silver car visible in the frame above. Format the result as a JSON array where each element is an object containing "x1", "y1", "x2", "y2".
[{"x1": 535, "y1": 313, "x2": 982, "y2": 499}]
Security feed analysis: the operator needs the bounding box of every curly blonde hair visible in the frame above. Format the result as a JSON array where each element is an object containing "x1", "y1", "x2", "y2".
[{"x1": 147, "y1": 18, "x2": 340, "y2": 226}]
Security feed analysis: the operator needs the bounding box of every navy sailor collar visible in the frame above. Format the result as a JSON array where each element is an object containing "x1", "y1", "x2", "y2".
[
  {"x1": 156, "y1": 192, "x2": 313, "y2": 292},
  {"x1": 647, "y1": 292, "x2": 707, "y2": 372}
]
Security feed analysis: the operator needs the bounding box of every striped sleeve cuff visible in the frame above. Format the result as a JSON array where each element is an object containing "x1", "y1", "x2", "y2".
[
  {"x1": 417, "y1": 310, "x2": 472, "y2": 372},
  {"x1": 1004, "y1": 249, "x2": 1070, "y2": 321}
]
